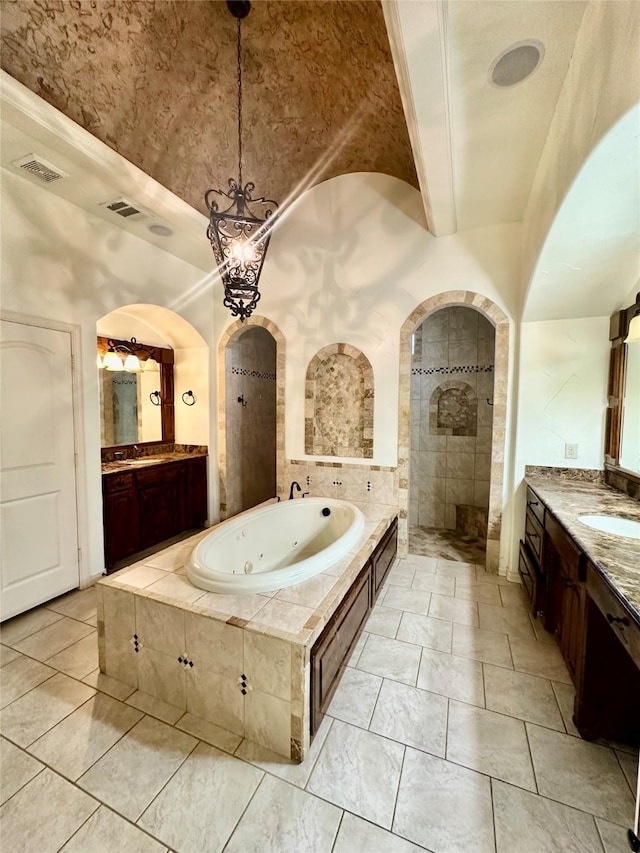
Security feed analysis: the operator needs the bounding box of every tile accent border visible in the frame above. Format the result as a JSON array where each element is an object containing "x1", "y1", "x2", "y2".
[
  {"x1": 398, "y1": 291, "x2": 510, "y2": 570},
  {"x1": 305, "y1": 343, "x2": 374, "y2": 458},
  {"x1": 218, "y1": 316, "x2": 286, "y2": 517}
]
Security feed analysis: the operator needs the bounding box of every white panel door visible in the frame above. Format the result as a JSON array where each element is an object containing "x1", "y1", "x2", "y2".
[{"x1": 0, "y1": 320, "x2": 79, "y2": 620}]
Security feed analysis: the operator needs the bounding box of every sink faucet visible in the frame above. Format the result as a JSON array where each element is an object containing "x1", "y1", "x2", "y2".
[
  {"x1": 133, "y1": 444, "x2": 143, "y2": 458},
  {"x1": 289, "y1": 481, "x2": 302, "y2": 500}
]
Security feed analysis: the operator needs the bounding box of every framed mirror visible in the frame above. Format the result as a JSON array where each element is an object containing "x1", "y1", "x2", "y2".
[
  {"x1": 98, "y1": 336, "x2": 175, "y2": 448},
  {"x1": 605, "y1": 293, "x2": 640, "y2": 485}
]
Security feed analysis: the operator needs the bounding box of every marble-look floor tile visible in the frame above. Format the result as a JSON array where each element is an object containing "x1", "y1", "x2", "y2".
[
  {"x1": 125, "y1": 689, "x2": 184, "y2": 725},
  {"x1": 405, "y1": 554, "x2": 438, "y2": 574},
  {"x1": 82, "y1": 669, "x2": 136, "y2": 702},
  {"x1": 333, "y1": 812, "x2": 425, "y2": 853},
  {"x1": 0, "y1": 655, "x2": 56, "y2": 709},
  {"x1": 327, "y1": 667, "x2": 382, "y2": 728},
  {"x1": 484, "y1": 665, "x2": 564, "y2": 731},
  {"x1": 225, "y1": 774, "x2": 341, "y2": 853},
  {"x1": 45, "y1": 632, "x2": 98, "y2": 680},
  {"x1": 417, "y1": 648, "x2": 484, "y2": 707},
  {"x1": 393, "y1": 747, "x2": 495, "y2": 853},
  {"x1": 0, "y1": 768, "x2": 98, "y2": 853},
  {"x1": 509, "y1": 636, "x2": 572, "y2": 684},
  {"x1": 615, "y1": 748, "x2": 638, "y2": 794},
  {"x1": 381, "y1": 585, "x2": 432, "y2": 616},
  {"x1": 307, "y1": 719, "x2": 404, "y2": 829},
  {"x1": 356, "y1": 634, "x2": 422, "y2": 686},
  {"x1": 475, "y1": 568, "x2": 513, "y2": 586},
  {"x1": 11, "y1": 617, "x2": 94, "y2": 662},
  {"x1": 78, "y1": 715, "x2": 197, "y2": 821},
  {"x1": 60, "y1": 805, "x2": 166, "y2": 853},
  {"x1": 435, "y1": 558, "x2": 478, "y2": 579},
  {"x1": 0, "y1": 644, "x2": 22, "y2": 667},
  {"x1": 0, "y1": 672, "x2": 95, "y2": 747},
  {"x1": 346, "y1": 630, "x2": 368, "y2": 668},
  {"x1": 429, "y1": 593, "x2": 479, "y2": 627},
  {"x1": 46, "y1": 587, "x2": 97, "y2": 624},
  {"x1": 410, "y1": 571, "x2": 455, "y2": 596},
  {"x1": 447, "y1": 700, "x2": 536, "y2": 791},
  {"x1": 551, "y1": 681, "x2": 580, "y2": 736},
  {"x1": 384, "y1": 562, "x2": 417, "y2": 588},
  {"x1": 493, "y1": 779, "x2": 603, "y2": 853},
  {"x1": 176, "y1": 712, "x2": 242, "y2": 754},
  {"x1": 451, "y1": 623, "x2": 513, "y2": 668},
  {"x1": 369, "y1": 679, "x2": 447, "y2": 757},
  {"x1": 499, "y1": 583, "x2": 529, "y2": 611},
  {"x1": 0, "y1": 737, "x2": 43, "y2": 805},
  {"x1": 527, "y1": 723, "x2": 635, "y2": 826},
  {"x1": 28, "y1": 693, "x2": 143, "y2": 780},
  {"x1": 478, "y1": 603, "x2": 534, "y2": 640},
  {"x1": 529, "y1": 613, "x2": 557, "y2": 644},
  {"x1": 364, "y1": 605, "x2": 402, "y2": 639},
  {"x1": 138, "y1": 741, "x2": 263, "y2": 851},
  {"x1": 235, "y1": 715, "x2": 333, "y2": 789},
  {"x1": 454, "y1": 579, "x2": 502, "y2": 605},
  {"x1": 396, "y1": 612, "x2": 452, "y2": 653},
  {"x1": 596, "y1": 818, "x2": 636, "y2": 853},
  {"x1": 0, "y1": 607, "x2": 63, "y2": 646}
]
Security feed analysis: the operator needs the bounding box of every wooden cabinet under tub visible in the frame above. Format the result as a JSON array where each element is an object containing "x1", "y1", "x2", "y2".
[
  {"x1": 102, "y1": 455, "x2": 207, "y2": 571},
  {"x1": 310, "y1": 516, "x2": 398, "y2": 735}
]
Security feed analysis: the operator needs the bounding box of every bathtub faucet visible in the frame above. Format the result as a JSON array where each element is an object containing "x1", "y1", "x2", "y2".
[{"x1": 288, "y1": 481, "x2": 302, "y2": 500}]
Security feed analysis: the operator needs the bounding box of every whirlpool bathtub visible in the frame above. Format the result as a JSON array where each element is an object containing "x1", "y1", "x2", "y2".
[{"x1": 186, "y1": 497, "x2": 365, "y2": 595}]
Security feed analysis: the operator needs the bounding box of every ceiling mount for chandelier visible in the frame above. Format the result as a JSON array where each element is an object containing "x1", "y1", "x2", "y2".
[{"x1": 205, "y1": 0, "x2": 279, "y2": 322}]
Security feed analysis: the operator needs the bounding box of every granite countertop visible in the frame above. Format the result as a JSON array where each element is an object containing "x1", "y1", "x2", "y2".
[
  {"x1": 102, "y1": 449, "x2": 207, "y2": 474},
  {"x1": 525, "y1": 474, "x2": 640, "y2": 622},
  {"x1": 98, "y1": 501, "x2": 398, "y2": 648}
]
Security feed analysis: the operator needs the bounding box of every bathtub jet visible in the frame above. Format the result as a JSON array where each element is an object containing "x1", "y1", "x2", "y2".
[{"x1": 186, "y1": 498, "x2": 365, "y2": 595}]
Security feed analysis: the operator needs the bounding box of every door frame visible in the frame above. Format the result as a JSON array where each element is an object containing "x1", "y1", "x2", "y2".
[{"x1": 1, "y1": 310, "x2": 89, "y2": 588}]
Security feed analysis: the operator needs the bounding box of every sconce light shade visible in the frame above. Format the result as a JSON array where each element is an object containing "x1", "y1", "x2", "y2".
[
  {"x1": 123, "y1": 353, "x2": 142, "y2": 372},
  {"x1": 103, "y1": 350, "x2": 123, "y2": 371},
  {"x1": 625, "y1": 314, "x2": 640, "y2": 344},
  {"x1": 144, "y1": 356, "x2": 160, "y2": 373},
  {"x1": 97, "y1": 353, "x2": 104, "y2": 369}
]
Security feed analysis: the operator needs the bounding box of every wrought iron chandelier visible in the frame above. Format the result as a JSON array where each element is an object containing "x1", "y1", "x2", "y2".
[{"x1": 205, "y1": 0, "x2": 278, "y2": 322}]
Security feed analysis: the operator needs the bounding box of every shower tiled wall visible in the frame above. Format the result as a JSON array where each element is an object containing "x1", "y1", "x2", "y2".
[
  {"x1": 409, "y1": 307, "x2": 495, "y2": 531},
  {"x1": 225, "y1": 328, "x2": 277, "y2": 516}
]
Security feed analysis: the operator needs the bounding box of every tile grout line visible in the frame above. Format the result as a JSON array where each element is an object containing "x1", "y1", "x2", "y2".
[
  {"x1": 489, "y1": 777, "x2": 498, "y2": 853},
  {"x1": 219, "y1": 766, "x2": 267, "y2": 853},
  {"x1": 0, "y1": 763, "x2": 47, "y2": 810},
  {"x1": 328, "y1": 808, "x2": 346, "y2": 853},
  {"x1": 388, "y1": 743, "x2": 407, "y2": 836}
]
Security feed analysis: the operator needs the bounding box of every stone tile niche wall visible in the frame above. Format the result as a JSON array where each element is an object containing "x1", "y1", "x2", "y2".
[
  {"x1": 305, "y1": 344, "x2": 373, "y2": 458},
  {"x1": 225, "y1": 327, "x2": 277, "y2": 516},
  {"x1": 410, "y1": 307, "x2": 495, "y2": 532}
]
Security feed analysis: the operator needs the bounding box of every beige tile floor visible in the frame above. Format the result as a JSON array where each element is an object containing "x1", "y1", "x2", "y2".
[{"x1": 1, "y1": 555, "x2": 638, "y2": 853}]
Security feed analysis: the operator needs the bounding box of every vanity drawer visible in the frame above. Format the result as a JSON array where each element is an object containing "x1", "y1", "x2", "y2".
[
  {"x1": 103, "y1": 471, "x2": 135, "y2": 495},
  {"x1": 526, "y1": 487, "x2": 544, "y2": 527},
  {"x1": 518, "y1": 540, "x2": 537, "y2": 610},
  {"x1": 587, "y1": 564, "x2": 640, "y2": 668},
  {"x1": 525, "y1": 510, "x2": 543, "y2": 564}
]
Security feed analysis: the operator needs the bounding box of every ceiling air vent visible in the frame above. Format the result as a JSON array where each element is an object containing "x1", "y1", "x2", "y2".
[
  {"x1": 100, "y1": 198, "x2": 148, "y2": 220},
  {"x1": 12, "y1": 154, "x2": 68, "y2": 183}
]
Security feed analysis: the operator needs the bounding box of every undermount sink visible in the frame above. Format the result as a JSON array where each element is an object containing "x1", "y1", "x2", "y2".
[
  {"x1": 577, "y1": 514, "x2": 640, "y2": 540},
  {"x1": 120, "y1": 458, "x2": 165, "y2": 466}
]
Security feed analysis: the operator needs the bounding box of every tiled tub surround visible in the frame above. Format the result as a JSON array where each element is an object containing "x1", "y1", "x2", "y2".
[
  {"x1": 524, "y1": 470, "x2": 640, "y2": 619},
  {"x1": 97, "y1": 502, "x2": 397, "y2": 762},
  {"x1": 409, "y1": 307, "x2": 495, "y2": 533},
  {"x1": 305, "y1": 344, "x2": 374, "y2": 458},
  {"x1": 3, "y1": 552, "x2": 638, "y2": 852},
  {"x1": 285, "y1": 459, "x2": 398, "y2": 507}
]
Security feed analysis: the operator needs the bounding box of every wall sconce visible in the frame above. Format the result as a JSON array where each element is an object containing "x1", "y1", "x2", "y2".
[
  {"x1": 98, "y1": 338, "x2": 160, "y2": 373},
  {"x1": 181, "y1": 390, "x2": 197, "y2": 406},
  {"x1": 149, "y1": 391, "x2": 162, "y2": 407}
]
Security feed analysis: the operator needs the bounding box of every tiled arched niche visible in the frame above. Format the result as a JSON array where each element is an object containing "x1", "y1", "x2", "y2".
[
  {"x1": 217, "y1": 316, "x2": 285, "y2": 518},
  {"x1": 398, "y1": 291, "x2": 509, "y2": 571},
  {"x1": 305, "y1": 343, "x2": 374, "y2": 458}
]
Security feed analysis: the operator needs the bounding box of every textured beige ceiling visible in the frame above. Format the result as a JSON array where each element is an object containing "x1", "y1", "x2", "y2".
[{"x1": 0, "y1": 0, "x2": 417, "y2": 217}]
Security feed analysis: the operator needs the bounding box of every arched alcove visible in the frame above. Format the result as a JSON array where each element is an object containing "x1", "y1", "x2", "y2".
[
  {"x1": 305, "y1": 343, "x2": 374, "y2": 458},
  {"x1": 399, "y1": 291, "x2": 509, "y2": 571},
  {"x1": 218, "y1": 316, "x2": 285, "y2": 518}
]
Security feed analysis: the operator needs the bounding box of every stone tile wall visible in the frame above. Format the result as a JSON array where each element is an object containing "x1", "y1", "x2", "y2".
[
  {"x1": 305, "y1": 344, "x2": 373, "y2": 458},
  {"x1": 285, "y1": 460, "x2": 397, "y2": 506}
]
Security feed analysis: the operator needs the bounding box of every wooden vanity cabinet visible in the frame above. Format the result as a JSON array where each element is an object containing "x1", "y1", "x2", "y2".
[
  {"x1": 544, "y1": 511, "x2": 587, "y2": 683},
  {"x1": 310, "y1": 516, "x2": 398, "y2": 736},
  {"x1": 519, "y1": 487, "x2": 545, "y2": 613},
  {"x1": 103, "y1": 456, "x2": 207, "y2": 571}
]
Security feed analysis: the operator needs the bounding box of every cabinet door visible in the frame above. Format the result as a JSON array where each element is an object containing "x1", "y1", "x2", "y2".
[
  {"x1": 559, "y1": 580, "x2": 583, "y2": 680},
  {"x1": 138, "y1": 464, "x2": 185, "y2": 549},
  {"x1": 103, "y1": 488, "x2": 139, "y2": 567},
  {"x1": 185, "y1": 457, "x2": 207, "y2": 529},
  {"x1": 373, "y1": 519, "x2": 398, "y2": 597}
]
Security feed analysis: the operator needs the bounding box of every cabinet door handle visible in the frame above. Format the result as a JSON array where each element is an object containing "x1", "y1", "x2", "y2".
[
  {"x1": 527, "y1": 500, "x2": 539, "y2": 508},
  {"x1": 529, "y1": 530, "x2": 539, "y2": 539},
  {"x1": 607, "y1": 613, "x2": 629, "y2": 627}
]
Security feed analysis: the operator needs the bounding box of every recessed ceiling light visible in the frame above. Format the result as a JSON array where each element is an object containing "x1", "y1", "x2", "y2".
[
  {"x1": 490, "y1": 41, "x2": 544, "y2": 88},
  {"x1": 148, "y1": 223, "x2": 173, "y2": 237}
]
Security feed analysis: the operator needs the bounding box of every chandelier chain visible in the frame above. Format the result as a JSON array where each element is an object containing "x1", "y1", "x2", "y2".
[{"x1": 237, "y1": 16, "x2": 243, "y2": 187}]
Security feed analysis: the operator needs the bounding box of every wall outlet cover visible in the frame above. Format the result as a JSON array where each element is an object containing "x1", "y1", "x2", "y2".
[{"x1": 565, "y1": 443, "x2": 578, "y2": 459}]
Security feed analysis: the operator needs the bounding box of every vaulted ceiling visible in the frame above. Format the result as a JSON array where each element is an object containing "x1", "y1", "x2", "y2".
[{"x1": 0, "y1": 0, "x2": 418, "y2": 217}]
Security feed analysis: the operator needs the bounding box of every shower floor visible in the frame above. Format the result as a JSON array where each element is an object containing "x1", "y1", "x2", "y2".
[{"x1": 409, "y1": 524, "x2": 486, "y2": 564}]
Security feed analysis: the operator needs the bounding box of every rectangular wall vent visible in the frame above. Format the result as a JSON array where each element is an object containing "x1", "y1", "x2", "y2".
[
  {"x1": 12, "y1": 154, "x2": 68, "y2": 183},
  {"x1": 100, "y1": 198, "x2": 149, "y2": 220}
]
